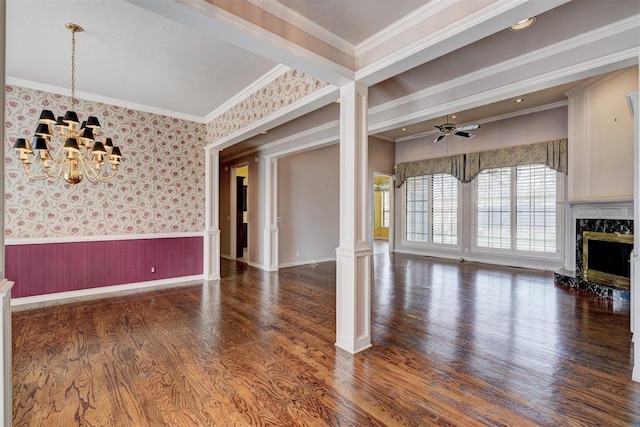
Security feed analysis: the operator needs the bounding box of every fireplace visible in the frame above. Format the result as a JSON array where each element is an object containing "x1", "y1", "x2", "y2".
[
  {"x1": 583, "y1": 231, "x2": 633, "y2": 290},
  {"x1": 555, "y1": 213, "x2": 633, "y2": 300}
]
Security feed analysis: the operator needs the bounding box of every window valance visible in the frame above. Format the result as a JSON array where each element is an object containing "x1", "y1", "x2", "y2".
[{"x1": 395, "y1": 138, "x2": 567, "y2": 187}]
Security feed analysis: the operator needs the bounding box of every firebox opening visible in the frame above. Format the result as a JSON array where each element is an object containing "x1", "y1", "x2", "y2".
[{"x1": 583, "y1": 231, "x2": 633, "y2": 289}]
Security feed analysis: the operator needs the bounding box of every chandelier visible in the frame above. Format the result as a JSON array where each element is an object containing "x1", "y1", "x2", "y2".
[{"x1": 12, "y1": 23, "x2": 122, "y2": 184}]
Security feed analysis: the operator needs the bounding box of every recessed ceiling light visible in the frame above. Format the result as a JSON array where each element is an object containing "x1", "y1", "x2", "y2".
[
  {"x1": 450, "y1": 115, "x2": 457, "y2": 119},
  {"x1": 402, "y1": 128, "x2": 407, "y2": 131},
  {"x1": 510, "y1": 17, "x2": 536, "y2": 31},
  {"x1": 260, "y1": 131, "x2": 268, "y2": 134},
  {"x1": 514, "y1": 98, "x2": 525, "y2": 103},
  {"x1": 334, "y1": 99, "x2": 341, "y2": 104}
]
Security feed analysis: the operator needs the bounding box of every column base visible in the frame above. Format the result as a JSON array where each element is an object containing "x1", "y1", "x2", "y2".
[
  {"x1": 263, "y1": 226, "x2": 279, "y2": 272},
  {"x1": 335, "y1": 245, "x2": 373, "y2": 354},
  {"x1": 204, "y1": 229, "x2": 221, "y2": 281}
]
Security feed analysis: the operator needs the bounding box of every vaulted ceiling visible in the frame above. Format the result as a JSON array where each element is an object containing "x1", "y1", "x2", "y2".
[{"x1": 6, "y1": 0, "x2": 640, "y2": 155}]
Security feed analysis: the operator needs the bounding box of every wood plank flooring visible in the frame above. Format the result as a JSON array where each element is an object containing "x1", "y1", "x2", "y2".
[{"x1": 12, "y1": 253, "x2": 640, "y2": 426}]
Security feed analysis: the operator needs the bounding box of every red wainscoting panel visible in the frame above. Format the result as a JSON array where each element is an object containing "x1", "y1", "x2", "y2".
[{"x1": 6, "y1": 236, "x2": 203, "y2": 298}]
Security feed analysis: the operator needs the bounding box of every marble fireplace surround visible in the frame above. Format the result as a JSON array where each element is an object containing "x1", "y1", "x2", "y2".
[{"x1": 555, "y1": 199, "x2": 633, "y2": 300}]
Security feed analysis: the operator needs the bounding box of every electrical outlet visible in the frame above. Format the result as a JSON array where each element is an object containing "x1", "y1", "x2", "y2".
[{"x1": 150, "y1": 267, "x2": 156, "y2": 273}]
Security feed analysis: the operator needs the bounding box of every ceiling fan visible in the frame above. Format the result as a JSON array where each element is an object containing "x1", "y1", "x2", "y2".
[{"x1": 434, "y1": 115, "x2": 481, "y2": 143}]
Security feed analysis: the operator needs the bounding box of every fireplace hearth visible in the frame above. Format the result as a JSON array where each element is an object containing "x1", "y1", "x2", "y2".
[{"x1": 555, "y1": 217, "x2": 633, "y2": 300}]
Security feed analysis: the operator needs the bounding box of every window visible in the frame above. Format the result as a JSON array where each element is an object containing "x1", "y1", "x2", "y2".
[
  {"x1": 476, "y1": 164, "x2": 557, "y2": 253},
  {"x1": 516, "y1": 164, "x2": 557, "y2": 252},
  {"x1": 405, "y1": 174, "x2": 458, "y2": 244},
  {"x1": 476, "y1": 168, "x2": 511, "y2": 249},
  {"x1": 382, "y1": 189, "x2": 390, "y2": 228},
  {"x1": 405, "y1": 175, "x2": 429, "y2": 242},
  {"x1": 431, "y1": 174, "x2": 458, "y2": 244}
]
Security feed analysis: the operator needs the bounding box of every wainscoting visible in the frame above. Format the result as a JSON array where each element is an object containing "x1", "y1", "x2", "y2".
[{"x1": 5, "y1": 235, "x2": 203, "y2": 298}]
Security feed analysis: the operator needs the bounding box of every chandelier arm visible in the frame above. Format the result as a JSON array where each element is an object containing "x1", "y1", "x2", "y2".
[
  {"x1": 21, "y1": 156, "x2": 65, "y2": 180},
  {"x1": 79, "y1": 157, "x2": 119, "y2": 183},
  {"x1": 21, "y1": 164, "x2": 50, "y2": 181}
]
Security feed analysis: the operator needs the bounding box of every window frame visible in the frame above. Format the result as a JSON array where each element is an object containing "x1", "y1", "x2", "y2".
[
  {"x1": 471, "y1": 164, "x2": 563, "y2": 259},
  {"x1": 382, "y1": 188, "x2": 390, "y2": 228},
  {"x1": 401, "y1": 173, "x2": 462, "y2": 250}
]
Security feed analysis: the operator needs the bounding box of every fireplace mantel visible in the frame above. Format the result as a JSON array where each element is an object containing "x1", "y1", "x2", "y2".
[
  {"x1": 562, "y1": 199, "x2": 633, "y2": 274},
  {"x1": 562, "y1": 199, "x2": 633, "y2": 220}
]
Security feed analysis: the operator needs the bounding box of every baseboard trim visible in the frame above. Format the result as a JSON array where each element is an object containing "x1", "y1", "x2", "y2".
[
  {"x1": 279, "y1": 257, "x2": 336, "y2": 269},
  {"x1": 393, "y1": 248, "x2": 561, "y2": 272},
  {"x1": 11, "y1": 275, "x2": 204, "y2": 311},
  {"x1": 220, "y1": 253, "x2": 233, "y2": 260}
]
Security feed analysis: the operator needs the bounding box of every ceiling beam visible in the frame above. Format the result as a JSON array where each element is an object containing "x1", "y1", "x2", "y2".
[{"x1": 126, "y1": 0, "x2": 354, "y2": 86}]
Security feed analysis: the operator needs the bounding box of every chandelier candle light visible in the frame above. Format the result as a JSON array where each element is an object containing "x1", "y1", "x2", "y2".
[{"x1": 13, "y1": 23, "x2": 123, "y2": 184}]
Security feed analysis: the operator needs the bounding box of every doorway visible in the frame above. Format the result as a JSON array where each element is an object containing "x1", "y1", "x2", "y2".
[
  {"x1": 373, "y1": 174, "x2": 393, "y2": 255},
  {"x1": 230, "y1": 164, "x2": 249, "y2": 261}
]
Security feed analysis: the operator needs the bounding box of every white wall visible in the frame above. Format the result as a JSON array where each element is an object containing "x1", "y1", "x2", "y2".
[
  {"x1": 568, "y1": 66, "x2": 639, "y2": 201},
  {"x1": 277, "y1": 144, "x2": 340, "y2": 266}
]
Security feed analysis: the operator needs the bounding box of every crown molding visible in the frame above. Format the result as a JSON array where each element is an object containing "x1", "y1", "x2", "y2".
[
  {"x1": 5, "y1": 77, "x2": 208, "y2": 123},
  {"x1": 246, "y1": 0, "x2": 354, "y2": 56},
  {"x1": 204, "y1": 64, "x2": 290, "y2": 123},
  {"x1": 355, "y1": 0, "x2": 538, "y2": 83},
  {"x1": 355, "y1": 0, "x2": 458, "y2": 57},
  {"x1": 369, "y1": 48, "x2": 638, "y2": 134},
  {"x1": 369, "y1": 14, "x2": 640, "y2": 117}
]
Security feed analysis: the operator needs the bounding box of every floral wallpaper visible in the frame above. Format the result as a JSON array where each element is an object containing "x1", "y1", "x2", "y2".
[
  {"x1": 4, "y1": 67, "x2": 328, "y2": 239},
  {"x1": 207, "y1": 68, "x2": 330, "y2": 141},
  {"x1": 4, "y1": 85, "x2": 206, "y2": 238}
]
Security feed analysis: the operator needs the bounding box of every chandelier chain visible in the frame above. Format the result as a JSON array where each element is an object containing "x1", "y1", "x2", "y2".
[{"x1": 70, "y1": 29, "x2": 76, "y2": 106}]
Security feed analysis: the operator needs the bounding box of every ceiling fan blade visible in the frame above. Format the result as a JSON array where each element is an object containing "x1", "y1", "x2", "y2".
[
  {"x1": 455, "y1": 131, "x2": 475, "y2": 138},
  {"x1": 456, "y1": 124, "x2": 481, "y2": 131},
  {"x1": 434, "y1": 134, "x2": 446, "y2": 143},
  {"x1": 434, "y1": 125, "x2": 444, "y2": 131}
]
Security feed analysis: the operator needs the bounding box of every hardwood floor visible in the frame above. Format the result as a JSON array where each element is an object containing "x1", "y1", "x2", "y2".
[{"x1": 12, "y1": 253, "x2": 640, "y2": 426}]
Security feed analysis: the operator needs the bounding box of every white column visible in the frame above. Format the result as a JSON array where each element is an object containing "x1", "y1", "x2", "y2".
[
  {"x1": 628, "y1": 91, "x2": 640, "y2": 382},
  {"x1": 335, "y1": 82, "x2": 372, "y2": 354},
  {"x1": 0, "y1": 1, "x2": 14, "y2": 422},
  {"x1": 204, "y1": 147, "x2": 221, "y2": 281},
  {"x1": 263, "y1": 156, "x2": 279, "y2": 271},
  {"x1": 0, "y1": 282, "x2": 12, "y2": 425}
]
